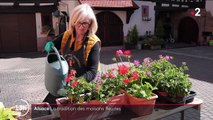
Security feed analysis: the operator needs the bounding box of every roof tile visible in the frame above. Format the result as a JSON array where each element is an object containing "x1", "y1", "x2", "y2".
[{"x1": 79, "y1": 0, "x2": 135, "y2": 8}]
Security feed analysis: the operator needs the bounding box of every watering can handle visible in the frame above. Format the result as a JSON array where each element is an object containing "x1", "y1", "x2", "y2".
[{"x1": 51, "y1": 46, "x2": 64, "y2": 75}]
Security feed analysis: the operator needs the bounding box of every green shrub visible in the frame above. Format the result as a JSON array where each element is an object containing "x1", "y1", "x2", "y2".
[{"x1": 126, "y1": 25, "x2": 139, "y2": 45}]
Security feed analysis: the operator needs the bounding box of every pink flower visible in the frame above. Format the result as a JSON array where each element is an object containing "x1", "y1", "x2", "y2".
[
  {"x1": 96, "y1": 84, "x2": 100, "y2": 91},
  {"x1": 110, "y1": 68, "x2": 116, "y2": 71},
  {"x1": 116, "y1": 50, "x2": 123, "y2": 56},
  {"x1": 143, "y1": 57, "x2": 150, "y2": 63},
  {"x1": 150, "y1": 61, "x2": 156, "y2": 65},
  {"x1": 158, "y1": 55, "x2": 163, "y2": 59},
  {"x1": 165, "y1": 55, "x2": 170, "y2": 60},
  {"x1": 133, "y1": 60, "x2": 140, "y2": 66},
  {"x1": 146, "y1": 71, "x2": 152, "y2": 76},
  {"x1": 102, "y1": 73, "x2": 108, "y2": 78}
]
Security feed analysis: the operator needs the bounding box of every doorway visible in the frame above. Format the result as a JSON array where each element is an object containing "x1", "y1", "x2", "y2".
[
  {"x1": 178, "y1": 17, "x2": 199, "y2": 44},
  {"x1": 96, "y1": 12, "x2": 123, "y2": 46}
]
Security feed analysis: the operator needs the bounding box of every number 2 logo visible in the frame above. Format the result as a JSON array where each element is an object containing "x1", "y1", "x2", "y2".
[{"x1": 195, "y1": 8, "x2": 201, "y2": 16}]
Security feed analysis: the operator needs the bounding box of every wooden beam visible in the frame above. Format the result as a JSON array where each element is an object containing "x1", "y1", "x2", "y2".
[
  {"x1": 0, "y1": 0, "x2": 59, "y2": 3},
  {"x1": 152, "y1": 0, "x2": 205, "y2": 8},
  {"x1": 154, "y1": 6, "x2": 188, "y2": 12},
  {"x1": 0, "y1": 0, "x2": 59, "y2": 6},
  {"x1": 0, "y1": 6, "x2": 57, "y2": 13}
]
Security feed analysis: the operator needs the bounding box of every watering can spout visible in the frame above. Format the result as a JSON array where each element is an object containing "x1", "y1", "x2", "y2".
[{"x1": 44, "y1": 47, "x2": 69, "y2": 97}]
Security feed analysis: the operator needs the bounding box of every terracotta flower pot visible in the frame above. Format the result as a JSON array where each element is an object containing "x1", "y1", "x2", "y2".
[
  {"x1": 126, "y1": 93, "x2": 158, "y2": 116},
  {"x1": 88, "y1": 100, "x2": 103, "y2": 104},
  {"x1": 107, "y1": 94, "x2": 127, "y2": 105},
  {"x1": 95, "y1": 94, "x2": 128, "y2": 118},
  {"x1": 56, "y1": 97, "x2": 104, "y2": 120}
]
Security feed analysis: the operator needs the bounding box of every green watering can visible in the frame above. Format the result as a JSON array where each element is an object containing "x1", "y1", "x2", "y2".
[{"x1": 45, "y1": 47, "x2": 69, "y2": 97}]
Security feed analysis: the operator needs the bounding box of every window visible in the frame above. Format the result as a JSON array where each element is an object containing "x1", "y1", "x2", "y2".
[{"x1": 142, "y1": 5, "x2": 151, "y2": 21}]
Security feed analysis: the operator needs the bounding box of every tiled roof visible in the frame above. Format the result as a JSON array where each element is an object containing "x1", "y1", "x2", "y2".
[{"x1": 79, "y1": 0, "x2": 138, "y2": 8}]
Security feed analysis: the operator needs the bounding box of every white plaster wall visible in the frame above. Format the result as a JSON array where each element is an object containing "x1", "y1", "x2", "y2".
[
  {"x1": 35, "y1": 12, "x2": 56, "y2": 37},
  {"x1": 59, "y1": 1, "x2": 79, "y2": 16},
  {"x1": 95, "y1": 1, "x2": 155, "y2": 37},
  {"x1": 59, "y1": 0, "x2": 155, "y2": 39},
  {"x1": 58, "y1": 0, "x2": 80, "y2": 30},
  {"x1": 206, "y1": 0, "x2": 213, "y2": 16},
  {"x1": 125, "y1": 1, "x2": 155, "y2": 37},
  {"x1": 35, "y1": 13, "x2": 42, "y2": 37}
]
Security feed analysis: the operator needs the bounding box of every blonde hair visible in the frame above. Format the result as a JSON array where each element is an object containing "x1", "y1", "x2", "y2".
[{"x1": 68, "y1": 4, "x2": 98, "y2": 36}]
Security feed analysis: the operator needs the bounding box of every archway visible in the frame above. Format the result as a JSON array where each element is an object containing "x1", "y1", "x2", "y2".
[
  {"x1": 96, "y1": 12, "x2": 123, "y2": 46},
  {"x1": 178, "y1": 17, "x2": 199, "y2": 44}
]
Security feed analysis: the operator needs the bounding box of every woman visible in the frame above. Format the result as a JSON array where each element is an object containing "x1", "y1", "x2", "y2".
[{"x1": 43, "y1": 3, "x2": 101, "y2": 103}]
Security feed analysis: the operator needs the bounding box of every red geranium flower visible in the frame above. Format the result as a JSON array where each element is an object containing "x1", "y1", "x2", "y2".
[
  {"x1": 118, "y1": 64, "x2": 129, "y2": 75},
  {"x1": 71, "y1": 81, "x2": 79, "y2": 88},
  {"x1": 123, "y1": 50, "x2": 131, "y2": 56},
  {"x1": 123, "y1": 78, "x2": 130, "y2": 84},
  {"x1": 65, "y1": 74, "x2": 72, "y2": 83},
  {"x1": 108, "y1": 73, "x2": 116, "y2": 79},
  {"x1": 70, "y1": 69, "x2": 76, "y2": 75},
  {"x1": 131, "y1": 71, "x2": 139, "y2": 80}
]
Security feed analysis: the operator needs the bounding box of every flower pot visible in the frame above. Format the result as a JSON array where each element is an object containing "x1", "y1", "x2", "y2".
[
  {"x1": 154, "y1": 90, "x2": 169, "y2": 103},
  {"x1": 56, "y1": 97, "x2": 103, "y2": 120},
  {"x1": 170, "y1": 91, "x2": 197, "y2": 104},
  {"x1": 107, "y1": 94, "x2": 127, "y2": 105},
  {"x1": 88, "y1": 100, "x2": 103, "y2": 104},
  {"x1": 157, "y1": 91, "x2": 168, "y2": 97},
  {"x1": 31, "y1": 102, "x2": 55, "y2": 120},
  {"x1": 155, "y1": 91, "x2": 196, "y2": 104},
  {"x1": 126, "y1": 93, "x2": 158, "y2": 116},
  {"x1": 97, "y1": 94, "x2": 127, "y2": 118}
]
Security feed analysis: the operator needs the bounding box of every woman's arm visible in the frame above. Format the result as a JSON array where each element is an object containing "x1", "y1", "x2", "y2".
[
  {"x1": 82, "y1": 42, "x2": 100, "y2": 82},
  {"x1": 51, "y1": 33, "x2": 64, "y2": 50}
]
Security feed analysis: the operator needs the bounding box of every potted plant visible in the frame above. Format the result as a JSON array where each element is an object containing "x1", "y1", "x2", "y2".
[
  {"x1": 97, "y1": 72, "x2": 126, "y2": 104},
  {"x1": 55, "y1": 69, "x2": 99, "y2": 120},
  {"x1": 125, "y1": 25, "x2": 139, "y2": 50},
  {"x1": 0, "y1": 102, "x2": 19, "y2": 120},
  {"x1": 141, "y1": 55, "x2": 194, "y2": 103},
  {"x1": 98, "y1": 50, "x2": 134, "y2": 104},
  {"x1": 142, "y1": 35, "x2": 165, "y2": 50},
  {"x1": 100, "y1": 50, "x2": 158, "y2": 116}
]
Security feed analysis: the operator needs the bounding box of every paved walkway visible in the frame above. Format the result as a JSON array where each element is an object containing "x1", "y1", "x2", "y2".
[{"x1": 0, "y1": 46, "x2": 213, "y2": 120}]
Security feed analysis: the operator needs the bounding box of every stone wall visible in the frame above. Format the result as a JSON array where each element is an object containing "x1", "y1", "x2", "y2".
[{"x1": 171, "y1": 8, "x2": 213, "y2": 45}]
